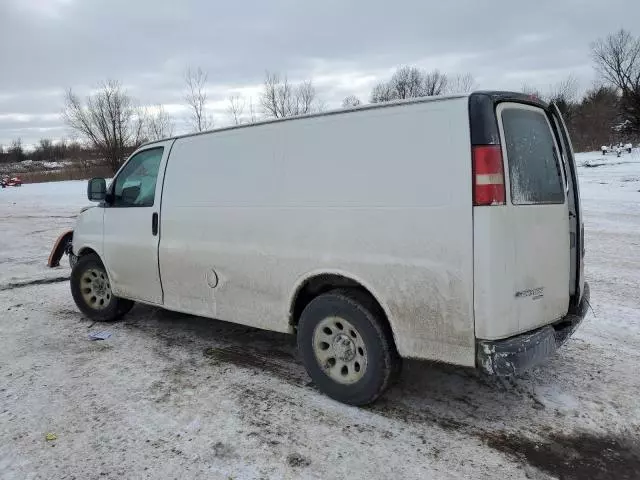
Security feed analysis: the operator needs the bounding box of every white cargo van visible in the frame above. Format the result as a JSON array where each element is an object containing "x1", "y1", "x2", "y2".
[{"x1": 50, "y1": 92, "x2": 589, "y2": 405}]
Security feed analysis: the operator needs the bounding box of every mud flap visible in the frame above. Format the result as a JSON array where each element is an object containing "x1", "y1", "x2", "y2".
[{"x1": 48, "y1": 230, "x2": 74, "y2": 268}]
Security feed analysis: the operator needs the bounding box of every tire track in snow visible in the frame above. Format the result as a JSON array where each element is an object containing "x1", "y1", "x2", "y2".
[{"x1": 0, "y1": 276, "x2": 69, "y2": 291}]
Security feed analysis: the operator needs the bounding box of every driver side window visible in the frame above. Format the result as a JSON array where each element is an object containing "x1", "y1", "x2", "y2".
[{"x1": 112, "y1": 147, "x2": 164, "y2": 207}]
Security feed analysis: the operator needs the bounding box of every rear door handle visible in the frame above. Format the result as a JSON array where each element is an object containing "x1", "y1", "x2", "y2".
[{"x1": 152, "y1": 212, "x2": 158, "y2": 236}]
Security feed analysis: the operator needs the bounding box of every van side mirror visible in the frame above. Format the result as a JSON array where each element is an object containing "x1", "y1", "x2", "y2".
[{"x1": 87, "y1": 178, "x2": 107, "y2": 202}]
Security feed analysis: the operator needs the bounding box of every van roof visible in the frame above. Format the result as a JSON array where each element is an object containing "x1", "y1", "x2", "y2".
[
  {"x1": 141, "y1": 90, "x2": 547, "y2": 148},
  {"x1": 139, "y1": 92, "x2": 472, "y2": 148}
]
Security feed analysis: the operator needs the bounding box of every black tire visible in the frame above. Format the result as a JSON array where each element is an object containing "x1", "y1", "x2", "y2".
[
  {"x1": 70, "y1": 253, "x2": 134, "y2": 322},
  {"x1": 297, "y1": 289, "x2": 401, "y2": 405}
]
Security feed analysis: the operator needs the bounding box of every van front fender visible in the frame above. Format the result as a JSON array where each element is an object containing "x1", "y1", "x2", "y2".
[{"x1": 48, "y1": 230, "x2": 74, "y2": 268}]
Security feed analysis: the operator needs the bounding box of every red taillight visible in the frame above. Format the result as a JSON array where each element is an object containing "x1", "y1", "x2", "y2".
[{"x1": 473, "y1": 145, "x2": 505, "y2": 206}]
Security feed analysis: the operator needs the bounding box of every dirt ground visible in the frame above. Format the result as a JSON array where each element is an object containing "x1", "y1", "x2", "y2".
[{"x1": 1, "y1": 152, "x2": 640, "y2": 479}]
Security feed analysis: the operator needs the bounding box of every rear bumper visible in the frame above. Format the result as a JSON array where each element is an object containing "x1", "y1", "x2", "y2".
[{"x1": 476, "y1": 282, "x2": 590, "y2": 376}]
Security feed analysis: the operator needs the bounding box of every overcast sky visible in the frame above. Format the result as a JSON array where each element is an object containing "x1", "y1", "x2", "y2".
[{"x1": 1, "y1": 0, "x2": 638, "y2": 147}]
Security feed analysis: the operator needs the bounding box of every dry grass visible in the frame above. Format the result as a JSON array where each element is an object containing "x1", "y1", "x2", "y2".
[{"x1": 17, "y1": 166, "x2": 113, "y2": 184}]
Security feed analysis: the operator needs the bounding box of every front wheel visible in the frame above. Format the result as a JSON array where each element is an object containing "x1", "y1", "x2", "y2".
[
  {"x1": 70, "y1": 253, "x2": 134, "y2": 321},
  {"x1": 297, "y1": 290, "x2": 401, "y2": 405}
]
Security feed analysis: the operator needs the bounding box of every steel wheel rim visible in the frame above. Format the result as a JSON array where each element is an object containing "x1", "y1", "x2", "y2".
[
  {"x1": 312, "y1": 316, "x2": 368, "y2": 385},
  {"x1": 80, "y1": 268, "x2": 112, "y2": 310}
]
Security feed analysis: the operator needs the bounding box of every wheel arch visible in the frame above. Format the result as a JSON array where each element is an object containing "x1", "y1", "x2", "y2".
[
  {"x1": 289, "y1": 269, "x2": 399, "y2": 347},
  {"x1": 74, "y1": 246, "x2": 114, "y2": 284},
  {"x1": 74, "y1": 237, "x2": 103, "y2": 261},
  {"x1": 73, "y1": 244, "x2": 122, "y2": 294},
  {"x1": 77, "y1": 246, "x2": 99, "y2": 257}
]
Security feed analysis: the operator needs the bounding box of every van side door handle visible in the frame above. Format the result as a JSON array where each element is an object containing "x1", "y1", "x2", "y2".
[{"x1": 152, "y1": 212, "x2": 158, "y2": 236}]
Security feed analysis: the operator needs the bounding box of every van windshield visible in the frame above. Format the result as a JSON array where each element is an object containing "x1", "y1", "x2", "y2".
[{"x1": 502, "y1": 108, "x2": 565, "y2": 205}]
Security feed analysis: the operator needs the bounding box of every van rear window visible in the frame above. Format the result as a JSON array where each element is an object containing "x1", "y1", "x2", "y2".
[{"x1": 501, "y1": 108, "x2": 564, "y2": 205}]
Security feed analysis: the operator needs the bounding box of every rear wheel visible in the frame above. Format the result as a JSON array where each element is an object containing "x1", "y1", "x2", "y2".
[
  {"x1": 70, "y1": 253, "x2": 134, "y2": 321},
  {"x1": 297, "y1": 290, "x2": 401, "y2": 405}
]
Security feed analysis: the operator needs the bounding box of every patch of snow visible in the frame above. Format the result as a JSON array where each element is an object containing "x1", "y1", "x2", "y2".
[
  {"x1": 42, "y1": 161, "x2": 64, "y2": 169},
  {"x1": 0, "y1": 156, "x2": 639, "y2": 478}
]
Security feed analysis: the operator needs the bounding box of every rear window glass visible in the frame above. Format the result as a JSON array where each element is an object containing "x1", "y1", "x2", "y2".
[{"x1": 502, "y1": 108, "x2": 564, "y2": 205}]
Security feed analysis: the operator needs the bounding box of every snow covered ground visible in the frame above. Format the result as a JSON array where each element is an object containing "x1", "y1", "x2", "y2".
[{"x1": 1, "y1": 152, "x2": 639, "y2": 479}]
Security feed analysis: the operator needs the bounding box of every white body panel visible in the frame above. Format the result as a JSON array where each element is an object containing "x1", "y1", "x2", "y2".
[
  {"x1": 102, "y1": 141, "x2": 173, "y2": 304},
  {"x1": 473, "y1": 103, "x2": 570, "y2": 340},
  {"x1": 158, "y1": 98, "x2": 476, "y2": 364},
  {"x1": 72, "y1": 206, "x2": 104, "y2": 257},
  {"x1": 102, "y1": 209, "x2": 162, "y2": 304},
  {"x1": 72, "y1": 141, "x2": 174, "y2": 305},
  {"x1": 70, "y1": 94, "x2": 579, "y2": 367}
]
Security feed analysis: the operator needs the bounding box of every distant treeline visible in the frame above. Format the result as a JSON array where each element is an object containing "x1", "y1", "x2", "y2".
[{"x1": 1, "y1": 29, "x2": 639, "y2": 172}]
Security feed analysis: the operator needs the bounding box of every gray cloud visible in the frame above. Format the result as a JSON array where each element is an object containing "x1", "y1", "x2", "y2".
[{"x1": 1, "y1": 0, "x2": 638, "y2": 146}]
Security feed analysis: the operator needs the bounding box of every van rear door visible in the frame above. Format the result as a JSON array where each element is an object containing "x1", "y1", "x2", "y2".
[
  {"x1": 549, "y1": 103, "x2": 585, "y2": 308},
  {"x1": 473, "y1": 101, "x2": 570, "y2": 340}
]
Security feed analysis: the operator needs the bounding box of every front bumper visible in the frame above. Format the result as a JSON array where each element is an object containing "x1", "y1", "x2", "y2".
[{"x1": 476, "y1": 282, "x2": 590, "y2": 376}]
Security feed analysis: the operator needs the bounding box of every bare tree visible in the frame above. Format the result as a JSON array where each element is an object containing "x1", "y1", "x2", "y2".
[
  {"x1": 7, "y1": 138, "x2": 26, "y2": 163},
  {"x1": 67, "y1": 137, "x2": 93, "y2": 171},
  {"x1": 591, "y1": 29, "x2": 640, "y2": 132},
  {"x1": 52, "y1": 138, "x2": 67, "y2": 161},
  {"x1": 38, "y1": 138, "x2": 54, "y2": 161},
  {"x1": 227, "y1": 95, "x2": 246, "y2": 125},
  {"x1": 570, "y1": 85, "x2": 621, "y2": 150},
  {"x1": 370, "y1": 66, "x2": 450, "y2": 102},
  {"x1": 448, "y1": 73, "x2": 476, "y2": 94},
  {"x1": 342, "y1": 95, "x2": 362, "y2": 108},
  {"x1": 422, "y1": 70, "x2": 448, "y2": 96},
  {"x1": 248, "y1": 97, "x2": 257, "y2": 123},
  {"x1": 371, "y1": 66, "x2": 428, "y2": 102},
  {"x1": 391, "y1": 66, "x2": 426, "y2": 99},
  {"x1": 261, "y1": 72, "x2": 287, "y2": 118},
  {"x1": 63, "y1": 80, "x2": 144, "y2": 171},
  {"x1": 591, "y1": 30, "x2": 640, "y2": 91},
  {"x1": 548, "y1": 75, "x2": 579, "y2": 104},
  {"x1": 296, "y1": 80, "x2": 316, "y2": 114},
  {"x1": 520, "y1": 75, "x2": 579, "y2": 119},
  {"x1": 546, "y1": 75, "x2": 579, "y2": 120},
  {"x1": 370, "y1": 82, "x2": 395, "y2": 103},
  {"x1": 260, "y1": 71, "x2": 320, "y2": 118},
  {"x1": 145, "y1": 105, "x2": 175, "y2": 141},
  {"x1": 521, "y1": 83, "x2": 543, "y2": 99},
  {"x1": 184, "y1": 67, "x2": 213, "y2": 132}
]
